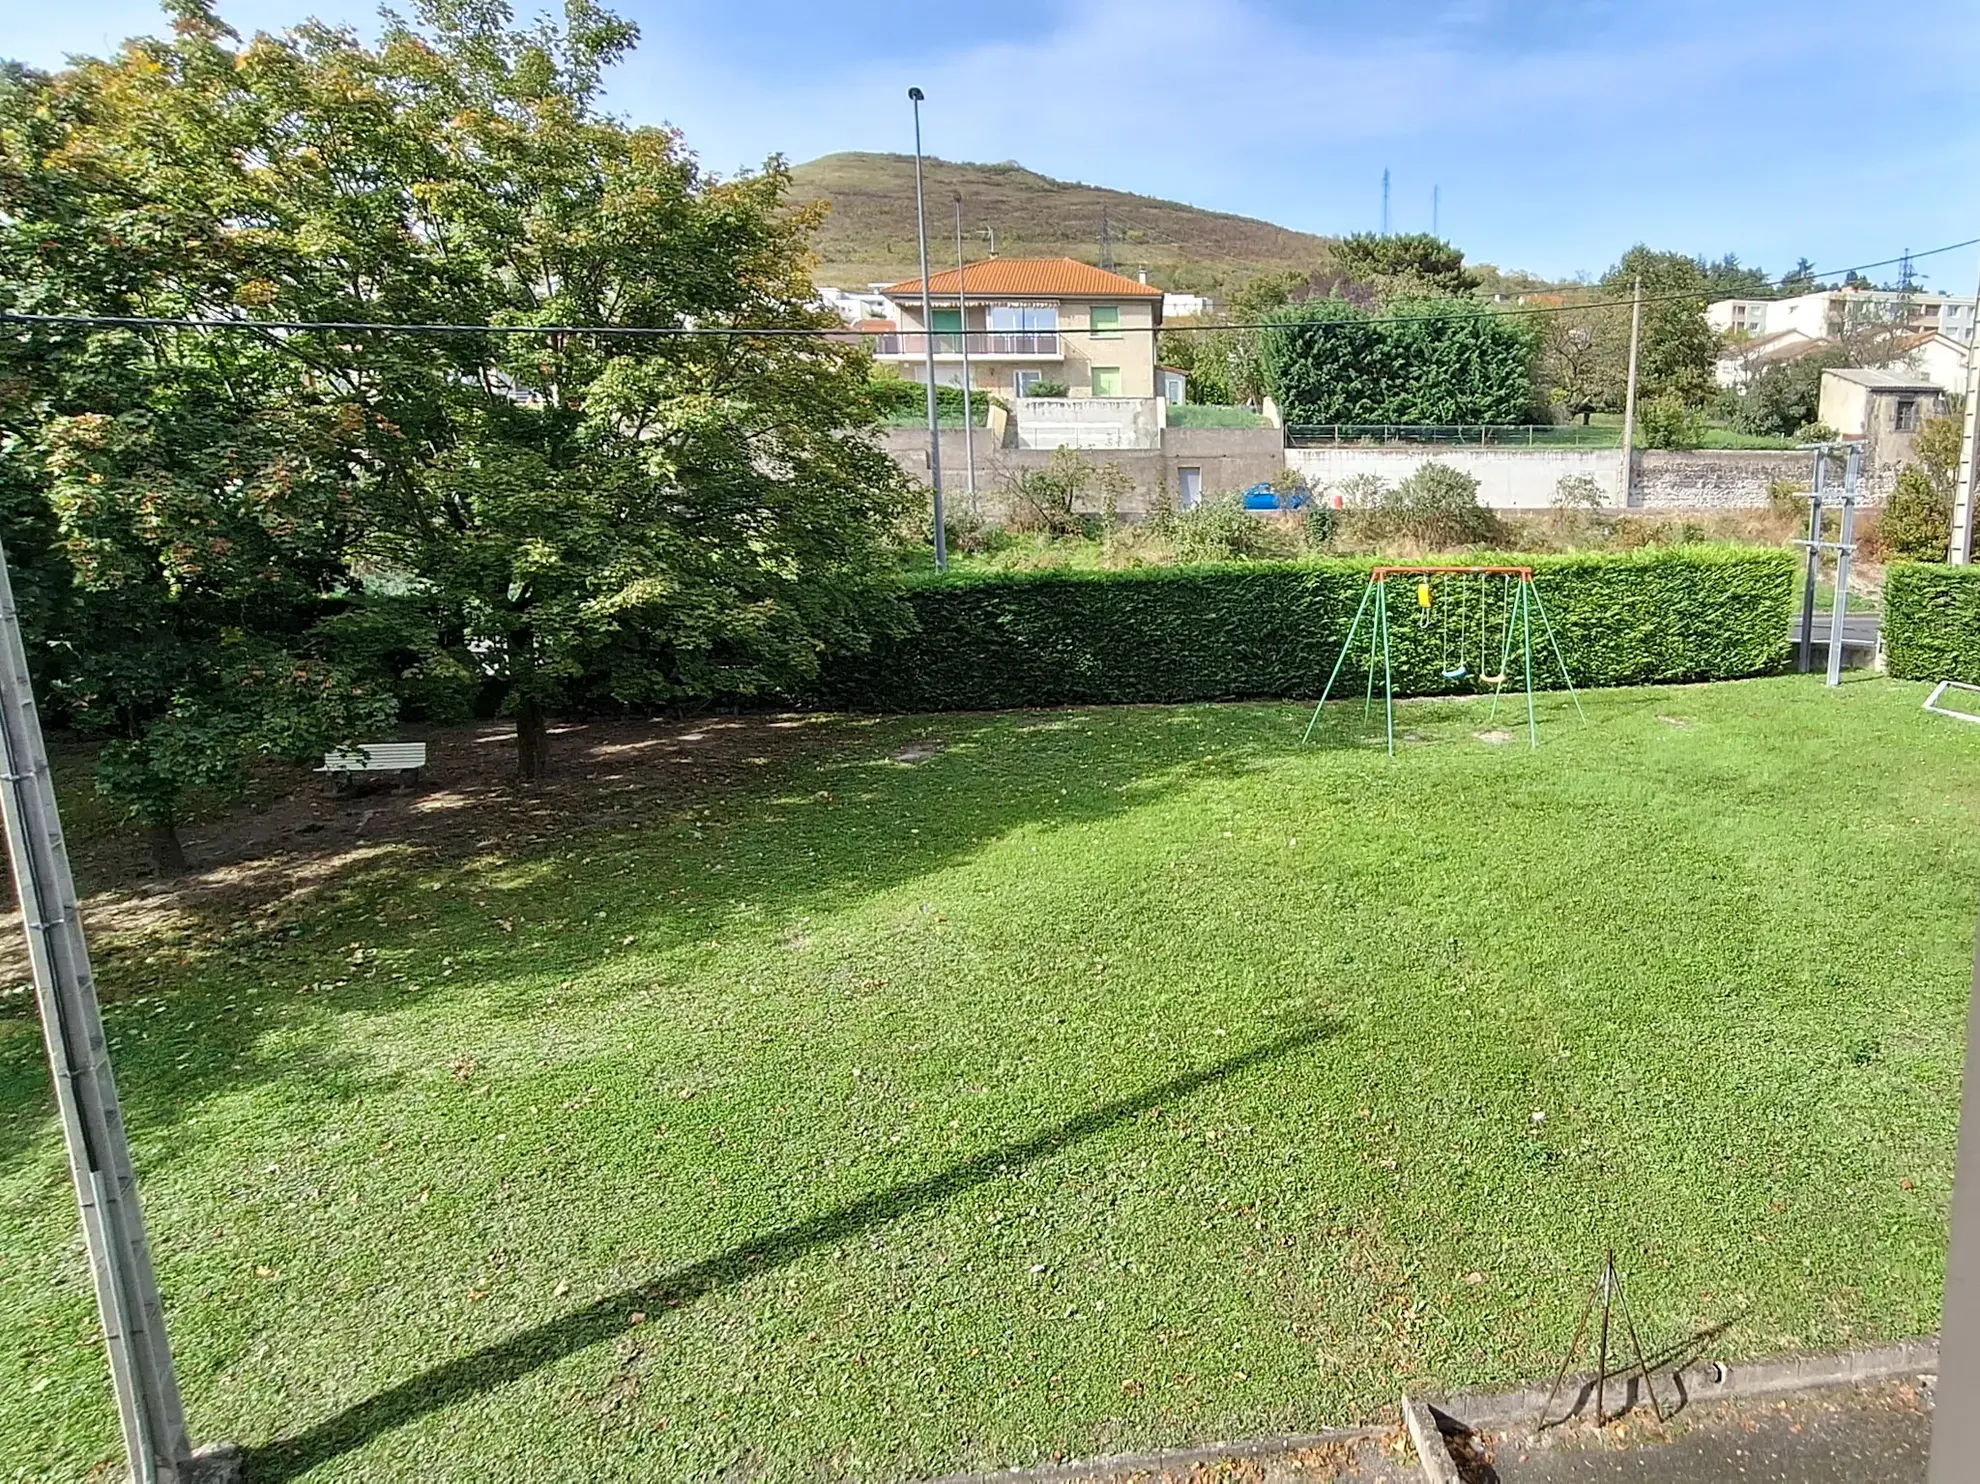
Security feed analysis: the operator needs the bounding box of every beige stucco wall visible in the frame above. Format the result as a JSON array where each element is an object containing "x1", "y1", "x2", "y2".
[{"x1": 888, "y1": 295, "x2": 1160, "y2": 399}]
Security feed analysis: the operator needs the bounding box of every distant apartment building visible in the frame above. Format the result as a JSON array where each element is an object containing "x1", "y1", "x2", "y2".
[
  {"x1": 1709, "y1": 288, "x2": 1977, "y2": 345},
  {"x1": 874, "y1": 257, "x2": 1166, "y2": 401}
]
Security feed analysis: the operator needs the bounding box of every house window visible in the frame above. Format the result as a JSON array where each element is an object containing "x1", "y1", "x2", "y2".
[
  {"x1": 1090, "y1": 305, "x2": 1121, "y2": 339},
  {"x1": 1177, "y1": 467, "x2": 1203, "y2": 510},
  {"x1": 1091, "y1": 366, "x2": 1122, "y2": 396},
  {"x1": 987, "y1": 305, "x2": 1058, "y2": 354},
  {"x1": 1162, "y1": 371, "x2": 1187, "y2": 403},
  {"x1": 1014, "y1": 369, "x2": 1042, "y2": 398},
  {"x1": 1894, "y1": 398, "x2": 1919, "y2": 432}
]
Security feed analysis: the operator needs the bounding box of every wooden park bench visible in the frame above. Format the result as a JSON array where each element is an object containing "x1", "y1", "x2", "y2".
[{"x1": 317, "y1": 742, "x2": 428, "y2": 791}]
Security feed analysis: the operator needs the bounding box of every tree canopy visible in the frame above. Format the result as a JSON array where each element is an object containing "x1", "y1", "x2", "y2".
[
  {"x1": 1598, "y1": 247, "x2": 1718, "y2": 406},
  {"x1": 0, "y1": 0, "x2": 908, "y2": 862},
  {"x1": 1331, "y1": 233, "x2": 1480, "y2": 298},
  {"x1": 1260, "y1": 296, "x2": 1539, "y2": 426}
]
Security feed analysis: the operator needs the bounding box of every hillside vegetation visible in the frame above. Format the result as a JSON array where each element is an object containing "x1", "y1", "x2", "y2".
[{"x1": 788, "y1": 152, "x2": 1337, "y2": 293}]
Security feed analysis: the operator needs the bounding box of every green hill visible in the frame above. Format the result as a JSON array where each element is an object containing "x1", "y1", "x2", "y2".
[{"x1": 787, "y1": 152, "x2": 1337, "y2": 295}]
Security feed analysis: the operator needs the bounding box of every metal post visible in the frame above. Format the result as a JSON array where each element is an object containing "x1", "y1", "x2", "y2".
[
  {"x1": 1526, "y1": 576, "x2": 1586, "y2": 720},
  {"x1": 1379, "y1": 579, "x2": 1396, "y2": 757},
  {"x1": 1929, "y1": 896, "x2": 1980, "y2": 1482},
  {"x1": 1618, "y1": 274, "x2": 1643, "y2": 508},
  {"x1": 1826, "y1": 446, "x2": 1861, "y2": 688},
  {"x1": 953, "y1": 196, "x2": 977, "y2": 514},
  {"x1": 1798, "y1": 448, "x2": 1827, "y2": 674},
  {"x1": 1950, "y1": 259, "x2": 1980, "y2": 564},
  {"x1": 1303, "y1": 579, "x2": 1374, "y2": 744},
  {"x1": 907, "y1": 88, "x2": 946, "y2": 570},
  {"x1": 1521, "y1": 578, "x2": 1538, "y2": 749},
  {"x1": 0, "y1": 532, "x2": 216, "y2": 1483}
]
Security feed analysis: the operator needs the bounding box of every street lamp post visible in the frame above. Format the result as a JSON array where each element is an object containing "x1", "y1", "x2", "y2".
[
  {"x1": 907, "y1": 87, "x2": 947, "y2": 570},
  {"x1": 954, "y1": 195, "x2": 977, "y2": 514}
]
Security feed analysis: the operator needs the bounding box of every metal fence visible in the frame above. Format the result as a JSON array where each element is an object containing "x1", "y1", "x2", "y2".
[
  {"x1": 1285, "y1": 423, "x2": 1619, "y2": 448},
  {"x1": 875, "y1": 331, "x2": 1060, "y2": 357}
]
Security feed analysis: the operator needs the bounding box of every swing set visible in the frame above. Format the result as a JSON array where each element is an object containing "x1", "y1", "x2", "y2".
[{"x1": 1302, "y1": 565, "x2": 1582, "y2": 754}]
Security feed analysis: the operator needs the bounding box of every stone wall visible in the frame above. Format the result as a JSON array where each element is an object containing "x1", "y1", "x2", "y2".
[{"x1": 1631, "y1": 449, "x2": 1823, "y2": 509}]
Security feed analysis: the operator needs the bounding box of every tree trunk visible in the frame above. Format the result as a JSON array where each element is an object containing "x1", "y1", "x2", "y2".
[
  {"x1": 147, "y1": 821, "x2": 187, "y2": 876},
  {"x1": 516, "y1": 694, "x2": 548, "y2": 782}
]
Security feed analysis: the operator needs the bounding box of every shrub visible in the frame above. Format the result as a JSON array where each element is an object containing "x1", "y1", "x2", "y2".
[
  {"x1": 1886, "y1": 563, "x2": 1980, "y2": 682},
  {"x1": 1166, "y1": 496, "x2": 1290, "y2": 564},
  {"x1": 1367, "y1": 463, "x2": 1501, "y2": 547},
  {"x1": 1000, "y1": 448, "x2": 1121, "y2": 535},
  {"x1": 817, "y1": 547, "x2": 1797, "y2": 710},
  {"x1": 1553, "y1": 473, "x2": 1605, "y2": 512},
  {"x1": 1874, "y1": 465, "x2": 1952, "y2": 562},
  {"x1": 1636, "y1": 394, "x2": 1704, "y2": 450},
  {"x1": 1026, "y1": 379, "x2": 1069, "y2": 398}
]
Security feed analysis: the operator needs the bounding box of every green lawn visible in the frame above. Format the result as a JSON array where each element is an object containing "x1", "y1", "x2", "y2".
[{"x1": 4, "y1": 677, "x2": 1977, "y2": 1480}]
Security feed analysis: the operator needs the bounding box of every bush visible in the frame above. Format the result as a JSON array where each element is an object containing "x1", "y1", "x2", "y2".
[
  {"x1": 1363, "y1": 463, "x2": 1501, "y2": 547},
  {"x1": 869, "y1": 377, "x2": 995, "y2": 425},
  {"x1": 1636, "y1": 394, "x2": 1704, "y2": 450},
  {"x1": 1553, "y1": 473, "x2": 1605, "y2": 512},
  {"x1": 1875, "y1": 466, "x2": 1952, "y2": 562},
  {"x1": 1001, "y1": 447, "x2": 1126, "y2": 535},
  {"x1": 817, "y1": 547, "x2": 1797, "y2": 710},
  {"x1": 1026, "y1": 380, "x2": 1069, "y2": 399},
  {"x1": 1886, "y1": 563, "x2": 1980, "y2": 682},
  {"x1": 1165, "y1": 496, "x2": 1290, "y2": 564}
]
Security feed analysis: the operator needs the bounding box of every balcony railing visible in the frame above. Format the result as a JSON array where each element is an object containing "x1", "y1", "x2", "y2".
[{"x1": 875, "y1": 331, "x2": 1060, "y2": 357}]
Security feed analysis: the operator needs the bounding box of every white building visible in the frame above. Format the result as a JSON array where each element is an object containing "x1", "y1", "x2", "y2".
[
  {"x1": 1161, "y1": 291, "x2": 1217, "y2": 319},
  {"x1": 1709, "y1": 288, "x2": 1977, "y2": 345},
  {"x1": 817, "y1": 285, "x2": 898, "y2": 325}
]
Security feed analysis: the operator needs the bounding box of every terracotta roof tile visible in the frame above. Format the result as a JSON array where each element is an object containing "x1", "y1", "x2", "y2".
[{"x1": 883, "y1": 257, "x2": 1164, "y2": 300}]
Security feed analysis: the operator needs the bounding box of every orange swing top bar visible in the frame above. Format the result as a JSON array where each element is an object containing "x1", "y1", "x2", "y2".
[{"x1": 1369, "y1": 565, "x2": 1534, "y2": 578}]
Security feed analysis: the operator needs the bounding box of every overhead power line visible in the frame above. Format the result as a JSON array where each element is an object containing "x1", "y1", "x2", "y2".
[{"x1": 4, "y1": 235, "x2": 1976, "y2": 343}]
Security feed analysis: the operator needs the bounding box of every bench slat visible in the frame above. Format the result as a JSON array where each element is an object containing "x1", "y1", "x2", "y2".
[{"x1": 318, "y1": 743, "x2": 428, "y2": 772}]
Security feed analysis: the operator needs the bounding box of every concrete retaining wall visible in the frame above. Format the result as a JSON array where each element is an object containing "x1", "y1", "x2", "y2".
[
  {"x1": 881, "y1": 426, "x2": 1285, "y2": 519},
  {"x1": 1286, "y1": 446, "x2": 1623, "y2": 509},
  {"x1": 1287, "y1": 444, "x2": 1833, "y2": 511}
]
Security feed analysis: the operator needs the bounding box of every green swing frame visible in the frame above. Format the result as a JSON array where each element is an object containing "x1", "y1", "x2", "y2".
[{"x1": 1301, "y1": 565, "x2": 1583, "y2": 755}]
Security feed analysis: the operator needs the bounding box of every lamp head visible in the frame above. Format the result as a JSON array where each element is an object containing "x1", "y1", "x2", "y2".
[{"x1": 907, "y1": 87, "x2": 924, "y2": 101}]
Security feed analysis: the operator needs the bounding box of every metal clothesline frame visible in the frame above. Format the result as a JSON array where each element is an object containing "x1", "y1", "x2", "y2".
[{"x1": 1302, "y1": 566, "x2": 1583, "y2": 755}]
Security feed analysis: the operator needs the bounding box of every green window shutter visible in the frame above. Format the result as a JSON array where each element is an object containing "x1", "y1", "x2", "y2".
[
  {"x1": 931, "y1": 309, "x2": 962, "y2": 332},
  {"x1": 1092, "y1": 366, "x2": 1121, "y2": 396},
  {"x1": 1090, "y1": 305, "x2": 1120, "y2": 339}
]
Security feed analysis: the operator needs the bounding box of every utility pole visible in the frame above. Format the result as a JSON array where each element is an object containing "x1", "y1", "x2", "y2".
[
  {"x1": 979, "y1": 226, "x2": 997, "y2": 258},
  {"x1": 1099, "y1": 208, "x2": 1113, "y2": 272},
  {"x1": 1381, "y1": 168, "x2": 1390, "y2": 236},
  {"x1": 954, "y1": 195, "x2": 977, "y2": 514},
  {"x1": 1950, "y1": 256, "x2": 1980, "y2": 565},
  {"x1": 907, "y1": 87, "x2": 946, "y2": 570},
  {"x1": 0, "y1": 530, "x2": 233, "y2": 1484},
  {"x1": 1618, "y1": 273, "x2": 1644, "y2": 508}
]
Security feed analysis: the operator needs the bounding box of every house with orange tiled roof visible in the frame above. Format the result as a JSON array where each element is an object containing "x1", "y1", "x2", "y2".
[{"x1": 876, "y1": 257, "x2": 1166, "y2": 405}]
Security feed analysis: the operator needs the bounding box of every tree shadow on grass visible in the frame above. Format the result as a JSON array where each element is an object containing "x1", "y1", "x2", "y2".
[
  {"x1": 242, "y1": 1017, "x2": 1342, "y2": 1482},
  {"x1": 3, "y1": 704, "x2": 1327, "y2": 1163}
]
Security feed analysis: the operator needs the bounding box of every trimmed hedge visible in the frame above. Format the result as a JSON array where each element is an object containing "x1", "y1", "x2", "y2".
[
  {"x1": 820, "y1": 547, "x2": 1797, "y2": 711},
  {"x1": 1885, "y1": 563, "x2": 1980, "y2": 683}
]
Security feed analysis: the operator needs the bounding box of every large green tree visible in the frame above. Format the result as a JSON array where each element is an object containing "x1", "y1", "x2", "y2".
[
  {"x1": 0, "y1": 56, "x2": 413, "y2": 869},
  {"x1": 1332, "y1": 233, "x2": 1480, "y2": 298},
  {"x1": 1260, "y1": 296, "x2": 1538, "y2": 426},
  {"x1": 5, "y1": 0, "x2": 909, "y2": 807},
  {"x1": 1598, "y1": 247, "x2": 1718, "y2": 406}
]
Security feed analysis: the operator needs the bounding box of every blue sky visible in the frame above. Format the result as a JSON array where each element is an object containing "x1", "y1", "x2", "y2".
[{"x1": 12, "y1": 0, "x2": 1980, "y2": 286}]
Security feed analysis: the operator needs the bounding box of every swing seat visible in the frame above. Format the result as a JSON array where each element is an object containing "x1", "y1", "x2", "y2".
[
  {"x1": 1441, "y1": 664, "x2": 1469, "y2": 680},
  {"x1": 1480, "y1": 669, "x2": 1507, "y2": 685}
]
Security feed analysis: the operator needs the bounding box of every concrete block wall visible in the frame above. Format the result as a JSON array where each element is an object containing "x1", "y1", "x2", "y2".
[{"x1": 880, "y1": 426, "x2": 1285, "y2": 520}]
